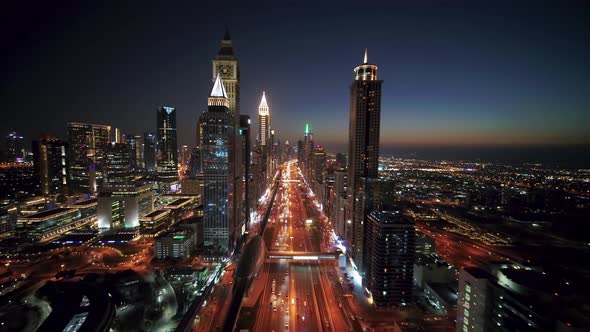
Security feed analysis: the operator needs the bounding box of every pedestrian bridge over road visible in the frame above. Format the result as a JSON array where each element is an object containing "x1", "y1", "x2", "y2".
[{"x1": 266, "y1": 251, "x2": 342, "y2": 260}]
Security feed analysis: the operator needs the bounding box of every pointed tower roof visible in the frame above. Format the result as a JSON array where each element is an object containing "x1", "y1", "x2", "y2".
[
  {"x1": 210, "y1": 73, "x2": 228, "y2": 98},
  {"x1": 218, "y1": 26, "x2": 234, "y2": 56},
  {"x1": 258, "y1": 91, "x2": 269, "y2": 115},
  {"x1": 208, "y1": 74, "x2": 229, "y2": 107}
]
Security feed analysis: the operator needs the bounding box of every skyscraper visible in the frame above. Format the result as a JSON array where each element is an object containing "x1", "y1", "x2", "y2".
[
  {"x1": 258, "y1": 91, "x2": 270, "y2": 147},
  {"x1": 364, "y1": 211, "x2": 415, "y2": 308},
  {"x1": 143, "y1": 132, "x2": 157, "y2": 172},
  {"x1": 200, "y1": 74, "x2": 235, "y2": 255},
  {"x1": 67, "y1": 122, "x2": 111, "y2": 194},
  {"x1": 212, "y1": 28, "x2": 243, "y2": 244},
  {"x1": 156, "y1": 106, "x2": 178, "y2": 182},
  {"x1": 347, "y1": 49, "x2": 382, "y2": 274},
  {"x1": 32, "y1": 136, "x2": 69, "y2": 195}
]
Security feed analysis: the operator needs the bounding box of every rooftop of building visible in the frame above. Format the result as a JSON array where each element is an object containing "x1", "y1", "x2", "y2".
[
  {"x1": 69, "y1": 198, "x2": 97, "y2": 207},
  {"x1": 499, "y1": 268, "x2": 573, "y2": 295},
  {"x1": 21, "y1": 207, "x2": 75, "y2": 220},
  {"x1": 157, "y1": 228, "x2": 193, "y2": 240},
  {"x1": 142, "y1": 209, "x2": 170, "y2": 219},
  {"x1": 167, "y1": 198, "x2": 191, "y2": 206},
  {"x1": 369, "y1": 210, "x2": 413, "y2": 225},
  {"x1": 98, "y1": 183, "x2": 152, "y2": 195}
]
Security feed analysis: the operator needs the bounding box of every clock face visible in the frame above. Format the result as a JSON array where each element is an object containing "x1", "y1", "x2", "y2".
[{"x1": 217, "y1": 64, "x2": 233, "y2": 78}]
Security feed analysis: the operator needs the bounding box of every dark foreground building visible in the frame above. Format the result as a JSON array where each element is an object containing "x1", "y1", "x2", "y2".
[{"x1": 364, "y1": 210, "x2": 415, "y2": 309}]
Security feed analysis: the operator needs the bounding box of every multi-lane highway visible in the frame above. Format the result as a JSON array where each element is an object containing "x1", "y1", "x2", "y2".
[{"x1": 248, "y1": 161, "x2": 355, "y2": 332}]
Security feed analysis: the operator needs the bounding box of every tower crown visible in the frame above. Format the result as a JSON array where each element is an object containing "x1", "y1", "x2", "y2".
[
  {"x1": 258, "y1": 91, "x2": 269, "y2": 116},
  {"x1": 354, "y1": 48, "x2": 378, "y2": 81},
  {"x1": 208, "y1": 73, "x2": 229, "y2": 107},
  {"x1": 218, "y1": 26, "x2": 234, "y2": 56}
]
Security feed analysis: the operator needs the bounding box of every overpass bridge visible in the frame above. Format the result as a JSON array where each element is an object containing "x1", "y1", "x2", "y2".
[{"x1": 266, "y1": 251, "x2": 342, "y2": 261}]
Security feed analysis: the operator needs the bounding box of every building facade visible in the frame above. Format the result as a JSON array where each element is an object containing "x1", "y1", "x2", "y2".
[
  {"x1": 105, "y1": 143, "x2": 131, "y2": 184},
  {"x1": 67, "y1": 122, "x2": 111, "y2": 194},
  {"x1": 155, "y1": 228, "x2": 195, "y2": 259},
  {"x1": 240, "y1": 114, "x2": 252, "y2": 230},
  {"x1": 143, "y1": 131, "x2": 157, "y2": 172},
  {"x1": 32, "y1": 137, "x2": 69, "y2": 196},
  {"x1": 97, "y1": 184, "x2": 154, "y2": 229},
  {"x1": 156, "y1": 106, "x2": 179, "y2": 182},
  {"x1": 200, "y1": 74, "x2": 236, "y2": 255}
]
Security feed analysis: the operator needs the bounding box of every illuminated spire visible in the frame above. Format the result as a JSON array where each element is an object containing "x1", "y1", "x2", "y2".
[
  {"x1": 258, "y1": 91, "x2": 269, "y2": 115},
  {"x1": 305, "y1": 123, "x2": 309, "y2": 136},
  {"x1": 208, "y1": 73, "x2": 229, "y2": 107},
  {"x1": 354, "y1": 48, "x2": 378, "y2": 81},
  {"x1": 210, "y1": 73, "x2": 228, "y2": 98}
]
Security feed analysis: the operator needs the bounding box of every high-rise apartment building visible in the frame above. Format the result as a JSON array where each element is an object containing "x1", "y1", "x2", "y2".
[
  {"x1": 143, "y1": 132, "x2": 157, "y2": 172},
  {"x1": 200, "y1": 74, "x2": 235, "y2": 255},
  {"x1": 346, "y1": 49, "x2": 382, "y2": 273},
  {"x1": 364, "y1": 211, "x2": 415, "y2": 308},
  {"x1": 32, "y1": 137, "x2": 69, "y2": 196},
  {"x1": 67, "y1": 122, "x2": 111, "y2": 194},
  {"x1": 156, "y1": 106, "x2": 178, "y2": 182}
]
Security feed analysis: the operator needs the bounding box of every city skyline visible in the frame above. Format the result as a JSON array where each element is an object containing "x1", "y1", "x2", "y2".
[
  {"x1": 3, "y1": 1, "x2": 590, "y2": 153},
  {"x1": 1, "y1": 2, "x2": 590, "y2": 331}
]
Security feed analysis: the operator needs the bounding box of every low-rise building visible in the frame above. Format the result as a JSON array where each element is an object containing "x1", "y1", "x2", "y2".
[
  {"x1": 155, "y1": 228, "x2": 195, "y2": 259},
  {"x1": 16, "y1": 207, "x2": 90, "y2": 241},
  {"x1": 67, "y1": 198, "x2": 97, "y2": 218},
  {"x1": 97, "y1": 184, "x2": 154, "y2": 229},
  {"x1": 139, "y1": 209, "x2": 171, "y2": 237}
]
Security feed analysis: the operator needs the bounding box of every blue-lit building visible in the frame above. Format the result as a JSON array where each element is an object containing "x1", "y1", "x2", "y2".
[{"x1": 199, "y1": 74, "x2": 235, "y2": 255}]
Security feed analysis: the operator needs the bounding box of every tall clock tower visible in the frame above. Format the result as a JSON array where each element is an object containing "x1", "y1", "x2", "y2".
[
  {"x1": 211, "y1": 28, "x2": 244, "y2": 251},
  {"x1": 212, "y1": 28, "x2": 239, "y2": 121}
]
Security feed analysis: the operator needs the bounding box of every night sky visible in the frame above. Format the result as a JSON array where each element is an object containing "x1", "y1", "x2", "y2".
[{"x1": 2, "y1": 0, "x2": 589, "y2": 153}]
